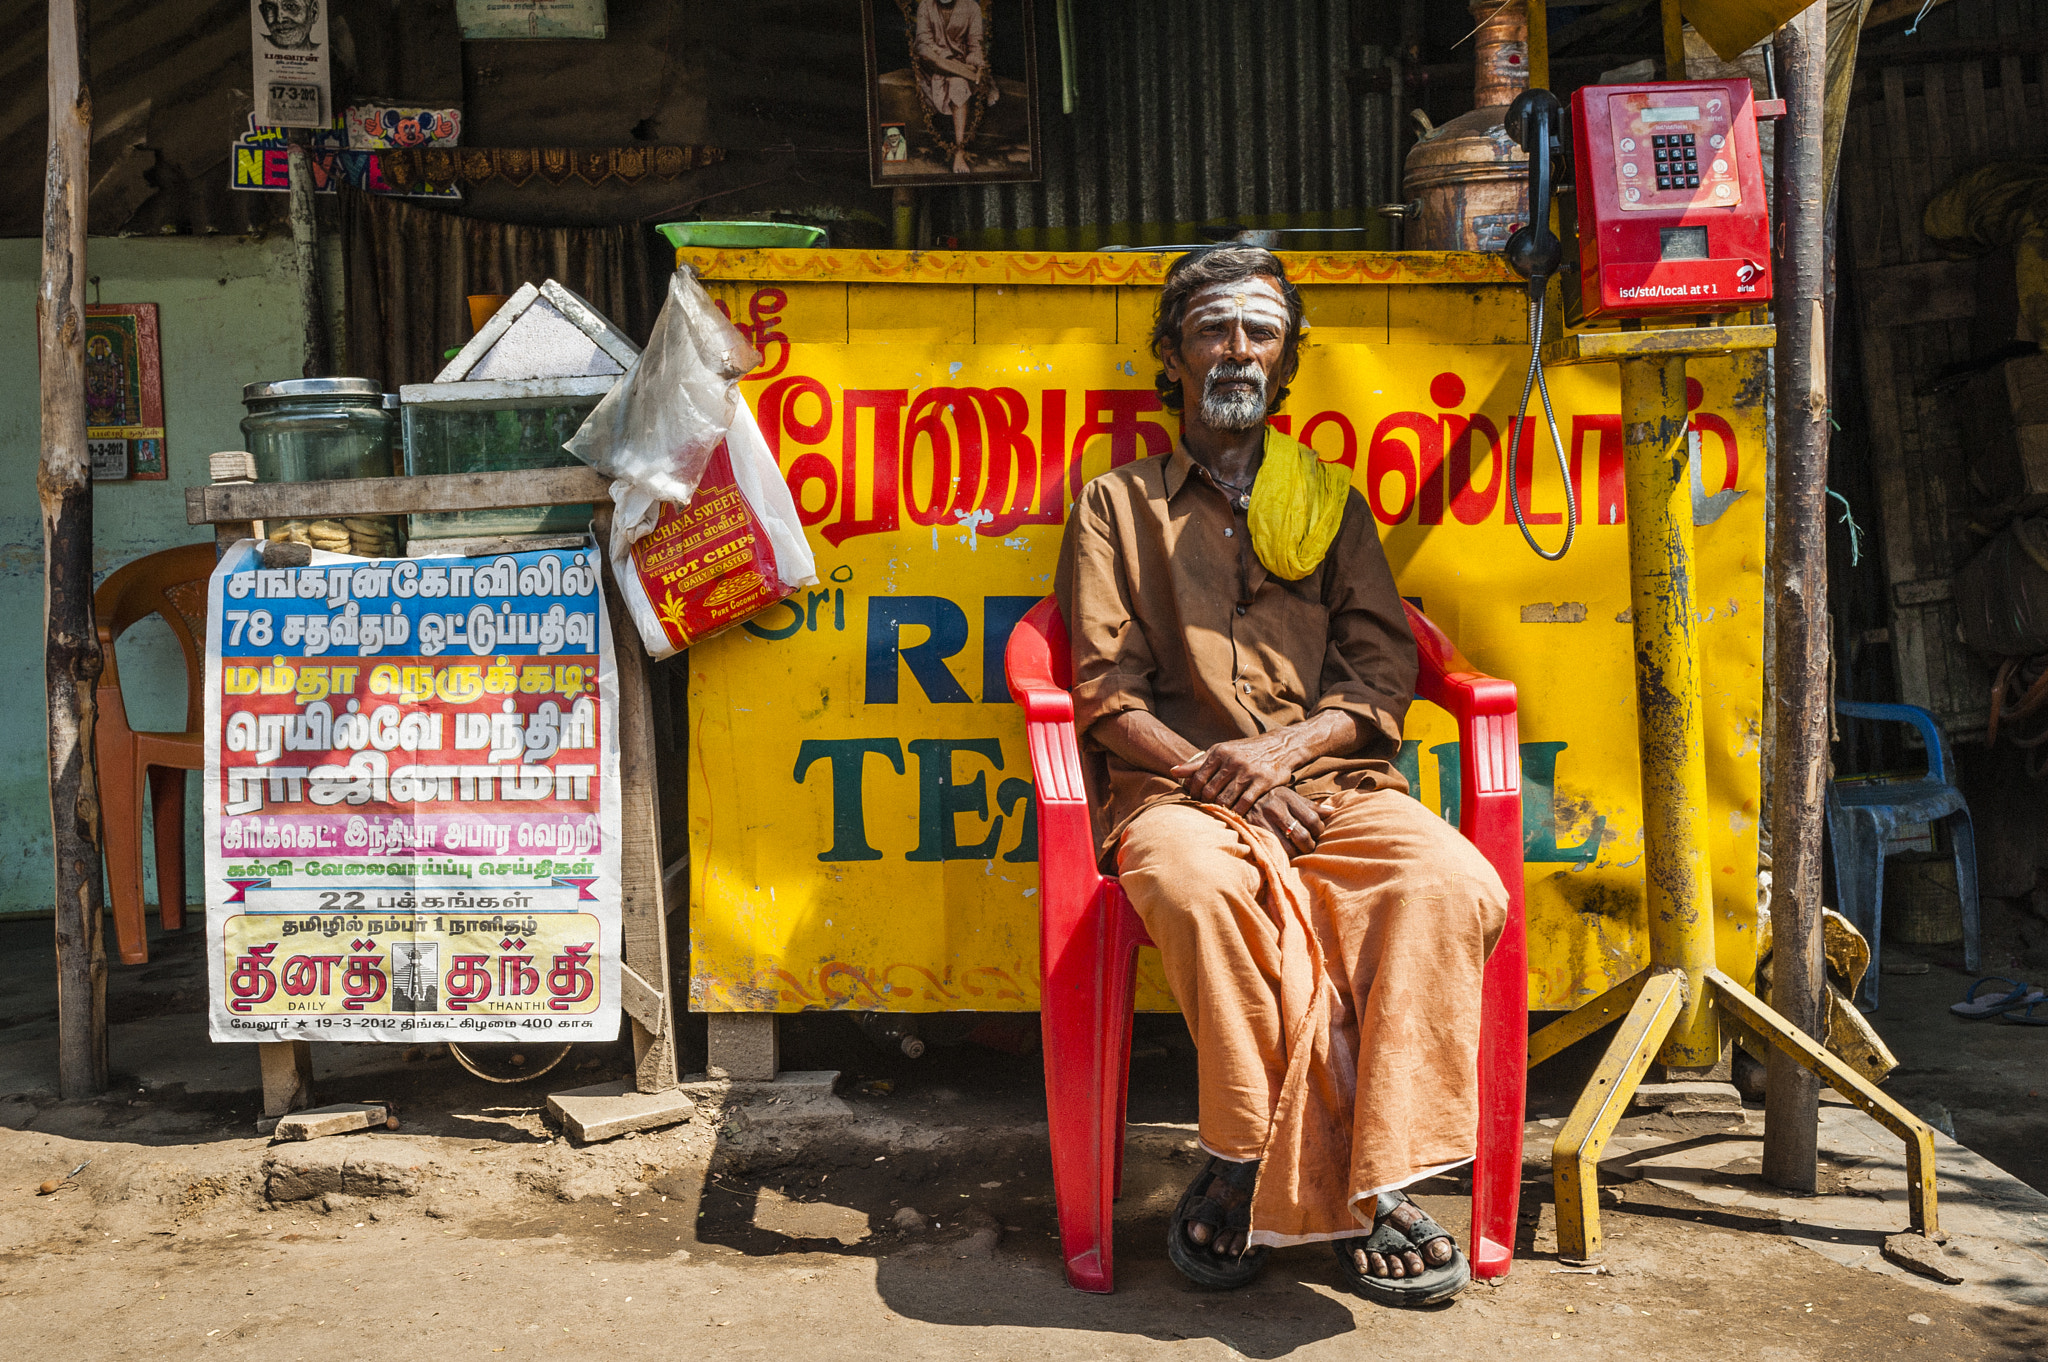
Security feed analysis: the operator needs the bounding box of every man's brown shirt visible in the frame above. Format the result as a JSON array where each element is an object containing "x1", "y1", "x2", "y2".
[{"x1": 1053, "y1": 443, "x2": 1418, "y2": 856}]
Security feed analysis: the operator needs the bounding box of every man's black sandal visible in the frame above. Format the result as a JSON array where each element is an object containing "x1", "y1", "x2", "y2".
[
  {"x1": 1331, "y1": 1191, "x2": 1471, "y2": 1307},
  {"x1": 1166, "y1": 1156, "x2": 1269, "y2": 1289}
]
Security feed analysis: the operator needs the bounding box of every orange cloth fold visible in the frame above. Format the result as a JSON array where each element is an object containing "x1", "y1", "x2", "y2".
[{"x1": 1118, "y1": 788, "x2": 1507, "y2": 1245}]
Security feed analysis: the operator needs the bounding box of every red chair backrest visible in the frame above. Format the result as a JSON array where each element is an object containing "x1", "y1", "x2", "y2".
[{"x1": 1008, "y1": 594, "x2": 1459, "y2": 706}]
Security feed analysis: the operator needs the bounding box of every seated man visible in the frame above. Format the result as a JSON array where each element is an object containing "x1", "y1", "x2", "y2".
[{"x1": 1053, "y1": 246, "x2": 1508, "y2": 1307}]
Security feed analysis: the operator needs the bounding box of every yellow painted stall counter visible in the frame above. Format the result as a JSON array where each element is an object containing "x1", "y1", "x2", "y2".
[{"x1": 680, "y1": 249, "x2": 1765, "y2": 1016}]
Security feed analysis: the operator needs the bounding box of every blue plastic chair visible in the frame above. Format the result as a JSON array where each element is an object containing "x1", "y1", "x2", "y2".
[{"x1": 1825, "y1": 700, "x2": 1981, "y2": 1012}]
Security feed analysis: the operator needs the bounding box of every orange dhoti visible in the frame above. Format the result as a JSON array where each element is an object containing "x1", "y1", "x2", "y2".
[{"x1": 1117, "y1": 787, "x2": 1508, "y2": 1246}]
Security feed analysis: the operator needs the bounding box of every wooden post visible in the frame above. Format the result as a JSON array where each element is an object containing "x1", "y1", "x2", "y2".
[
  {"x1": 42, "y1": 0, "x2": 107, "y2": 1100},
  {"x1": 287, "y1": 133, "x2": 330, "y2": 378},
  {"x1": 209, "y1": 451, "x2": 313, "y2": 1116},
  {"x1": 1763, "y1": 1, "x2": 1830, "y2": 1194},
  {"x1": 592, "y1": 508, "x2": 680, "y2": 1093}
]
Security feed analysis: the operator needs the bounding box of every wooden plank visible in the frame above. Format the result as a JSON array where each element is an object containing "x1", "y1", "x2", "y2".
[
  {"x1": 594, "y1": 507, "x2": 678, "y2": 1094},
  {"x1": 1854, "y1": 259, "x2": 1978, "y2": 327},
  {"x1": 1853, "y1": 314, "x2": 1940, "y2": 716},
  {"x1": 2000, "y1": 56, "x2": 2028, "y2": 145},
  {"x1": 187, "y1": 465, "x2": 611, "y2": 525},
  {"x1": 1923, "y1": 64, "x2": 1955, "y2": 187},
  {"x1": 1881, "y1": 68, "x2": 1923, "y2": 262},
  {"x1": 1960, "y1": 60, "x2": 1989, "y2": 160},
  {"x1": 1843, "y1": 107, "x2": 1884, "y2": 268}
]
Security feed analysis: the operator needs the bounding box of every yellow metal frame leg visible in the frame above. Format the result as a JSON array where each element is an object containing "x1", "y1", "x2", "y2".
[
  {"x1": 1706, "y1": 969, "x2": 1941, "y2": 1238},
  {"x1": 1552, "y1": 970, "x2": 1686, "y2": 1262},
  {"x1": 1533, "y1": 338, "x2": 1941, "y2": 1262},
  {"x1": 1527, "y1": 968, "x2": 1651, "y2": 1070}
]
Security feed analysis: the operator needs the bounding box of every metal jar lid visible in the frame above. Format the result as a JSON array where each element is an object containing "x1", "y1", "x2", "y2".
[{"x1": 242, "y1": 377, "x2": 384, "y2": 404}]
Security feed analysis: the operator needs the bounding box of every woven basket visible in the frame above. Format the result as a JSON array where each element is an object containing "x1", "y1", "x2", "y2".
[{"x1": 1884, "y1": 857, "x2": 1963, "y2": 947}]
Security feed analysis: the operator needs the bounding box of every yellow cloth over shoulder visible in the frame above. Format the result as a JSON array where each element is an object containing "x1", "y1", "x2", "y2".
[{"x1": 1247, "y1": 426, "x2": 1351, "y2": 580}]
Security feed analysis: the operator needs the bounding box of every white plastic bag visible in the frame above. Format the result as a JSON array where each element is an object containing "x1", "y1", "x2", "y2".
[{"x1": 563, "y1": 270, "x2": 816, "y2": 658}]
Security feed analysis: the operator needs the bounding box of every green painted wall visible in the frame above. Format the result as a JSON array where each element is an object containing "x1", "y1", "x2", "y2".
[{"x1": 0, "y1": 234, "x2": 301, "y2": 916}]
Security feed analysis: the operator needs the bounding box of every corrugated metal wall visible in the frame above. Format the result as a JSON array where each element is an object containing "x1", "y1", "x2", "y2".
[{"x1": 937, "y1": 0, "x2": 1388, "y2": 248}]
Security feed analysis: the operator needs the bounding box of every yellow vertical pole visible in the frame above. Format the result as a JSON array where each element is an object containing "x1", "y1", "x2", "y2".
[
  {"x1": 1619, "y1": 354, "x2": 1720, "y2": 1069},
  {"x1": 1661, "y1": 0, "x2": 1687, "y2": 79},
  {"x1": 1527, "y1": 0, "x2": 1549, "y2": 90}
]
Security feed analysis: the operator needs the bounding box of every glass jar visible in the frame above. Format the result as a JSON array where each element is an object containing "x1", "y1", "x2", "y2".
[
  {"x1": 240, "y1": 378, "x2": 403, "y2": 557},
  {"x1": 401, "y1": 395, "x2": 597, "y2": 542}
]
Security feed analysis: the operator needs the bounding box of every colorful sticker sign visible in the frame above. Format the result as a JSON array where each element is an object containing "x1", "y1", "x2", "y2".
[
  {"x1": 231, "y1": 117, "x2": 462, "y2": 200},
  {"x1": 687, "y1": 274, "x2": 1767, "y2": 1015},
  {"x1": 204, "y1": 542, "x2": 622, "y2": 1043}
]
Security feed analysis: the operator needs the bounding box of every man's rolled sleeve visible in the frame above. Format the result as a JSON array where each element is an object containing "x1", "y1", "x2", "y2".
[
  {"x1": 1053, "y1": 486, "x2": 1158, "y2": 741},
  {"x1": 1312, "y1": 495, "x2": 1417, "y2": 756}
]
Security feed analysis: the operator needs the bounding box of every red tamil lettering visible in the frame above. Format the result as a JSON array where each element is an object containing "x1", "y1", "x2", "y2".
[
  {"x1": 1572, "y1": 415, "x2": 1627, "y2": 525},
  {"x1": 986, "y1": 388, "x2": 1063, "y2": 535},
  {"x1": 1505, "y1": 416, "x2": 1564, "y2": 526},
  {"x1": 1448, "y1": 414, "x2": 1504, "y2": 524},
  {"x1": 904, "y1": 389, "x2": 974, "y2": 525},
  {"x1": 1073, "y1": 389, "x2": 1171, "y2": 476},
  {"x1": 547, "y1": 944, "x2": 597, "y2": 1011},
  {"x1": 229, "y1": 944, "x2": 279, "y2": 1012},
  {"x1": 1365, "y1": 413, "x2": 1436, "y2": 526},
  {"x1": 445, "y1": 954, "x2": 494, "y2": 1011},
  {"x1": 758, "y1": 374, "x2": 838, "y2": 526},
  {"x1": 342, "y1": 941, "x2": 388, "y2": 1012},
  {"x1": 1298, "y1": 411, "x2": 1359, "y2": 470},
  {"x1": 281, "y1": 954, "x2": 341, "y2": 996},
  {"x1": 827, "y1": 390, "x2": 905, "y2": 545}
]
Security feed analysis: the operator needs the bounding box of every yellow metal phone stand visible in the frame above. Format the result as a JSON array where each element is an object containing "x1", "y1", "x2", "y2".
[{"x1": 1528, "y1": 322, "x2": 1944, "y2": 1261}]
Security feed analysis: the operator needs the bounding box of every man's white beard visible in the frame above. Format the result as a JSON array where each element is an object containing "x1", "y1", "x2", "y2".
[{"x1": 1199, "y1": 362, "x2": 1268, "y2": 431}]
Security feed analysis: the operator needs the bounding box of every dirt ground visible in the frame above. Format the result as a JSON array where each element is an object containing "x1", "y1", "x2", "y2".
[{"x1": 1, "y1": 918, "x2": 2044, "y2": 1360}]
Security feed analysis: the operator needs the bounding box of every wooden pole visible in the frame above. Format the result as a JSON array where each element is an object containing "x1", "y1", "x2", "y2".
[
  {"x1": 1762, "y1": 0, "x2": 1830, "y2": 1193},
  {"x1": 41, "y1": 0, "x2": 107, "y2": 1099},
  {"x1": 287, "y1": 133, "x2": 331, "y2": 377}
]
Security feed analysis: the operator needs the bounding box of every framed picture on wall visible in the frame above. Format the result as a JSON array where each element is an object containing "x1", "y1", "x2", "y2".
[
  {"x1": 861, "y1": 0, "x2": 1041, "y2": 188},
  {"x1": 84, "y1": 303, "x2": 167, "y2": 482}
]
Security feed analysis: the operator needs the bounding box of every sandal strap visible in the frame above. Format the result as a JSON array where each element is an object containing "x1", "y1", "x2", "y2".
[{"x1": 1376, "y1": 1191, "x2": 1455, "y2": 1252}]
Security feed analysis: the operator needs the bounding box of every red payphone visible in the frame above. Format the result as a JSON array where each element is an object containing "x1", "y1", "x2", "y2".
[
  {"x1": 1566, "y1": 79, "x2": 1773, "y2": 321},
  {"x1": 1497, "y1": 79, "x2": 1775, "y2": 559}
]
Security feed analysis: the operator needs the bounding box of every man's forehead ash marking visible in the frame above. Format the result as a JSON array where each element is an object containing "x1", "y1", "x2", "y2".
[{"x1": 1183, "y1": 277, "x2": 1291, "y2": 332}]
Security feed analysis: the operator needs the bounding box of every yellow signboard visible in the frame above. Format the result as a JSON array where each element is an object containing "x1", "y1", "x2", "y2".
[{"x1": 685, "y1": 250, "x2": 1764, "y2": 1014}]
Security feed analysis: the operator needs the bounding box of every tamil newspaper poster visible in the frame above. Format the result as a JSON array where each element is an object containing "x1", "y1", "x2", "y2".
[
  {"x1": 203, "y1": 540, "x2": 622, "y2": 1044},
  {"x1": 248, "y1": 0, "x2": 333, "y2": 128}
]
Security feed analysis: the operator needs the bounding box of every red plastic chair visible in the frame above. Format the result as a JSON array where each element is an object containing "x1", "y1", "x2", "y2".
[
  {"x1": 94, "y1": 542, "x2": 215, "y2": 966},
  {"x1": 1004, "y1": 595, "x2": 1527, "y2": 1293}
]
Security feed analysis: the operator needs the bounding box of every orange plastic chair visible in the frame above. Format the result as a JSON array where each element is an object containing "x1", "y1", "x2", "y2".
[
  {"x1": 1005, "y1": 595, "x2": 1528, "y2": 1293},
  {"x1": 94, "y1": 542, "x2": 216, "y2": 965}
]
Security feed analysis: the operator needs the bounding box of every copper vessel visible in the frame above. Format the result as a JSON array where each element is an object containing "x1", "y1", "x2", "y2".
[{"x1": 1401, "y1": 0, "x2": 1531, "y2": 252}]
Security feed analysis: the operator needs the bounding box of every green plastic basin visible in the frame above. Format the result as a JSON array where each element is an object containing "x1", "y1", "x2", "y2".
[{"x1": 657, "y1": 221, "x2": 826, "y2": 250}]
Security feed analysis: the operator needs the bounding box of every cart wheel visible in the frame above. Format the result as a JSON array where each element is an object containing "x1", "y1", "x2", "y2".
[{"x1": 446, "y1": 1041, "x2": 573, "y2": 1083}]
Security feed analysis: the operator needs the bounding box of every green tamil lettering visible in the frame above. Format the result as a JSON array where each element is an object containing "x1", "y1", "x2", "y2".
[
  {"x1": 995, "y1": 777, "x2": 1038, "y2": 863},
  {"x1": 793, "y1": 738, "x2": 905, "y2": 861},
  {"x1": 1427, "y1": 739, "x2": 1602, "y2": 863},
  {"x1": 1395, "y1": 739, "x2": 1421, "y2": 796},
  {"x1": 1519, "y1": 740, "x2": 1603, "y2": 863},
  {"x1": 906, "y1": 738, "x2": 1005, "y2": 861}
]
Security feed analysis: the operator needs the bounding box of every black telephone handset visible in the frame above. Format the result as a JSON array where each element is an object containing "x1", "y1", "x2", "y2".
[
  {"x1": 1503, "y1": 89, "x2": 1566, "y2": 297},
  {"x1": 1498, "y1": 87, "x2": 1576, "y2": 561}
]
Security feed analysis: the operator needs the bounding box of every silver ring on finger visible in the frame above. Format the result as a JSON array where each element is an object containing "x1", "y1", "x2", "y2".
[{"x1": 1287, "y1": 819, "x2": 1304, "y2": 836}]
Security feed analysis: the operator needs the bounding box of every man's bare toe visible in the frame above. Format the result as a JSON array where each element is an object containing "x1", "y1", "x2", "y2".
[
  {"x1": 1422, "y1": 1236, "x2": 1455, "y2": 1267},
  {"x1": 1187, "y1": 1220, "x2": 1213, "y2": 1246},
  {"x1": 1402, "y1": 1249, "x2": 1426, "y2": 1275}
]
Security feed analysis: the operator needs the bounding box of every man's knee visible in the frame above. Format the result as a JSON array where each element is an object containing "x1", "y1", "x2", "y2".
[{"x1": 1118, "y1": 807, "x2": 1261, "y2": 935}]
